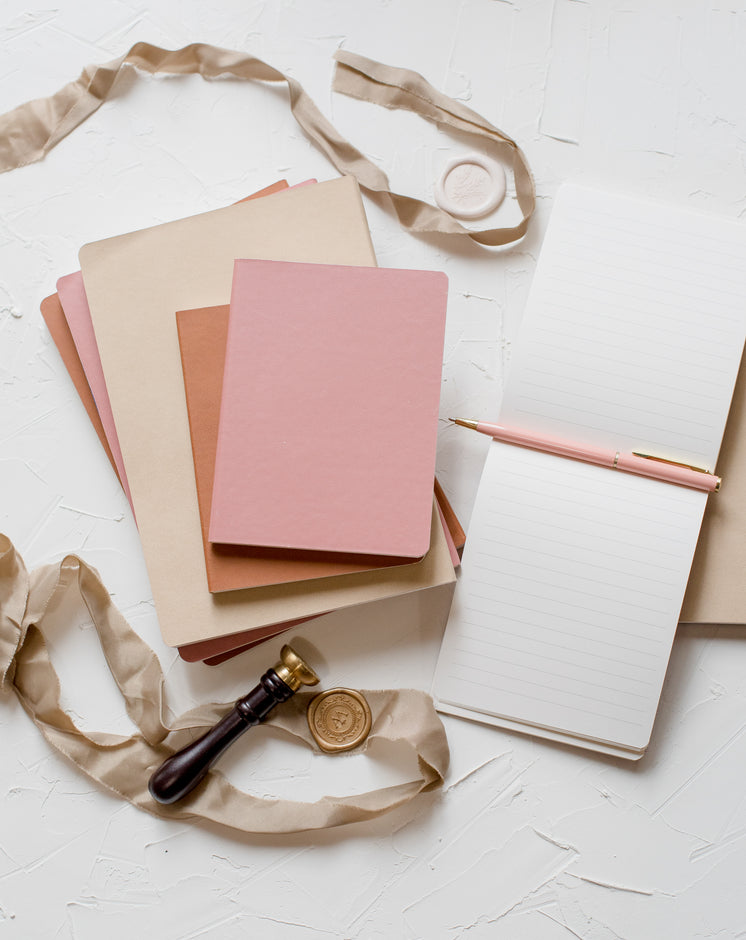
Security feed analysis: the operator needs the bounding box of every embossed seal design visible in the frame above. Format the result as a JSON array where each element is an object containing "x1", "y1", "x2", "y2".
[{"x1": 307, "y1": 688, "x2": 372, "y2": 753}]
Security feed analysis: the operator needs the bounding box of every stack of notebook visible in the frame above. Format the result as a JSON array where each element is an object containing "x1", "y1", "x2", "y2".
[{"x1": 41, "y1": 177, "x2": 461, "y2": 664}]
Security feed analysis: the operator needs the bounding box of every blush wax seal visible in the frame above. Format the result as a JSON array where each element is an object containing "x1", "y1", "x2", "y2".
[
  {"x1": 434, "y1": 153, "x2": 507, "y2": 220},
  {"x1": 307, "y1": 688, "x2": 372, "y2": 753}
]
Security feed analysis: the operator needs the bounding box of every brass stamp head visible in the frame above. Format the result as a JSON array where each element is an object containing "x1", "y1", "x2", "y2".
[
  {"x1": 307, "y1": 688, "x2": 372, "y2": 753},
  {"x1": 274, "y1": 644, "x2": 320, "y2": 692}
]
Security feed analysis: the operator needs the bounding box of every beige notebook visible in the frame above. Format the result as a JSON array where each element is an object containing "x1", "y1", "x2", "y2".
[
  {"x1": 680, "y1": 353, "x2": 746, "y2": 623},
  {"x1": 79, "y1": 177, "x2": 456, "y2": 646}
]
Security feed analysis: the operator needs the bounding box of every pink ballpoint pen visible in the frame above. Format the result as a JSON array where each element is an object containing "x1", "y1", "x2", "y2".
[{"x1": 450, "y1": 419, "x2": 721, "y2": 494}]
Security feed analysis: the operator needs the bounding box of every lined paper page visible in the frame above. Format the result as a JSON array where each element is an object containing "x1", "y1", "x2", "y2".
[
  {"x1": 433, "y1": 442, "x2": 707, "y2": 751},
  {"x1": 500, "y1": 184, "x2": 746, "y2": 469}
]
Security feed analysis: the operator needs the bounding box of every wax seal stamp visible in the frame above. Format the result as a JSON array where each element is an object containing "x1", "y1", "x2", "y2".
[
  {"x1": 148, "y1": 644, "x2": 320, "y2": 804},
  {"x1": 307, "y1": 688, "x2": 372, "y2": 753}
]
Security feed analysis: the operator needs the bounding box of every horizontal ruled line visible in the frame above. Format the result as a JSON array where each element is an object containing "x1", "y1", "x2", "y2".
[
  {"x1": 465, "y1": 588, "x2": 667, "y2": 638},
  {"x1": 454, "y1": 640, "x2": 656, "y2": 691},
  {"x1": 445, "y1": 668, "x2": 648, "y2": 726},
  {"x1": 460, "y1": 617, "x2": 660, "y2": 672}
]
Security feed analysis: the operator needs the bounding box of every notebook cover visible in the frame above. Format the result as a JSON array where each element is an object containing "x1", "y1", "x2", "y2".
[
  {"x1": 203, "y1": 638, "x2": 285, "y2": 665},
  {"x1": 680, "y1": 351, "x2": 746, "y2": 623},
  {"x1": 178, "y1": 617, "x2": 319, "y2": 663},
  {"x1": 179, "y1": 483, "x2": 464, "y2": 664},
  {"x1": 434, "y1": 477, "x2": 466, "y2": 559},
  {"x1": 177, "y1": 303, "x2": 427, "y2": 591},
  {"x1": 79, "y1": 176, "x2": 455, "y2": 647},
  {"x1": 54, "y1": 179, "x2": 291, "y2": 515},
  {"x1": 56, "y1": 271, "x2": 134, "y2": 509},
  {"x1": 209, "y1": 260, "x2": 448, "y2": 558},
  {"x1": 40, "y1": 293, "x2": 120, "y2": 478}
]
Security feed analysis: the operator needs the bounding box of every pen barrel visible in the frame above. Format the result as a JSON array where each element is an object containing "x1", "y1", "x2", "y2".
[
  {"x1": 147, "y1": 669, "x2": 294, "y2": 805},
  {"x1": 479, "y1": 423, "x2": 614, "y2": 466},
  {"x1": 615, "y1": 453, "x2": 719, "y2": 492}
]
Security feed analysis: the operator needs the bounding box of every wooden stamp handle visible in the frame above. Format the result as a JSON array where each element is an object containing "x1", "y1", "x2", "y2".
[{"x1": 148, "y1": 670, "x2": 294, "y2": 804}]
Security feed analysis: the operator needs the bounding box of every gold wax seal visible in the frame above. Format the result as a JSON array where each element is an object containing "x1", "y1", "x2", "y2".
[{"x1": 307, "y1": 688, "x2": 372, "y2": 753}]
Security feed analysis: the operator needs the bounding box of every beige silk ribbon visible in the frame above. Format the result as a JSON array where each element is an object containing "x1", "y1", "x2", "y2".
[
  {"x1": 0, "y1": 534, "x2": 449, "y2": 833},
  {"x1": 0, "y1": 42, "x2": 534, "y2": 247}
]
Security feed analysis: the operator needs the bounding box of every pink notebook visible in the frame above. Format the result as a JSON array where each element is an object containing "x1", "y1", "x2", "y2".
[
  {"x1": 57, "y1": 270, "x2": 133, "y2": 508},
  {"x1": 209, "y1": 260, "x2": 448, "y2": 558}
]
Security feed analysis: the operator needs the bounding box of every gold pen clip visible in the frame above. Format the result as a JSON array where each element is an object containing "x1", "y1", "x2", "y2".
[
  {"x1": 632, "y1": 452, "x2": 721, "y2": 491},
  {"x1": 632, "y1": 452, "x2": 712, "y2": 474}
]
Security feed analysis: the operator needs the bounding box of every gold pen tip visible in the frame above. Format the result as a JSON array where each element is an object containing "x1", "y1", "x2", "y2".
[{"x1": 450, "y1": 418, "x2": 479, "y2": 430}]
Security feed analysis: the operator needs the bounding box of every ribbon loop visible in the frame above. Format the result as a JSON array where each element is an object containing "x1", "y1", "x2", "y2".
[
  {"x1": 0, "y1": 42, "x2": 534, "y2": 247},
  {"x1": 0, "y1": 535, "x2": 450, "y2": 833}
]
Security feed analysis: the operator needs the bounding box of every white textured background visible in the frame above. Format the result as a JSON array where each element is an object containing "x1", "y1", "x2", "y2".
[{"x1": 2, "y1": 1, "x2": 746, "y2": 937}]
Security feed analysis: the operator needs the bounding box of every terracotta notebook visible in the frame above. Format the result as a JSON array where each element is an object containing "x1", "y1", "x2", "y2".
[
  {"x1": 176, "y1": 299, "x2": 461, "y2": 661},
  {"x1": 177, "y1": 303, "x2": 440, "y2": 592},
  {"x1": 209, "y1": 260, "x2": 449, "y2": 558},
  {"x1": 79, "y1": 176, "x2": 456, "y2": 647},
  {"x1": 179, "y1": 617, "x2": 319, "y2": 664}
]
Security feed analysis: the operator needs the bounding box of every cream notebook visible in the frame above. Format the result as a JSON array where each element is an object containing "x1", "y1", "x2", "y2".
[
  {"x1": 79, "y1": 178, "x2": 456, "y2": 646},
  {"x1": 433, "y1": 183, "x2": 746, "y2": 758}
]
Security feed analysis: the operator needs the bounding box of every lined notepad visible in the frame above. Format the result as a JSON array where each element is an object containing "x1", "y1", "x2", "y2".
[{"x1": 433, "y1": 183, "x2": 746, "y2": 757}]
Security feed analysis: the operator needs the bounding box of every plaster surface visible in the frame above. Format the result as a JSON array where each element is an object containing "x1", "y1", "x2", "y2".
[{"x1": 1, "y1": 2, "x2": 745, "y2": 937}]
